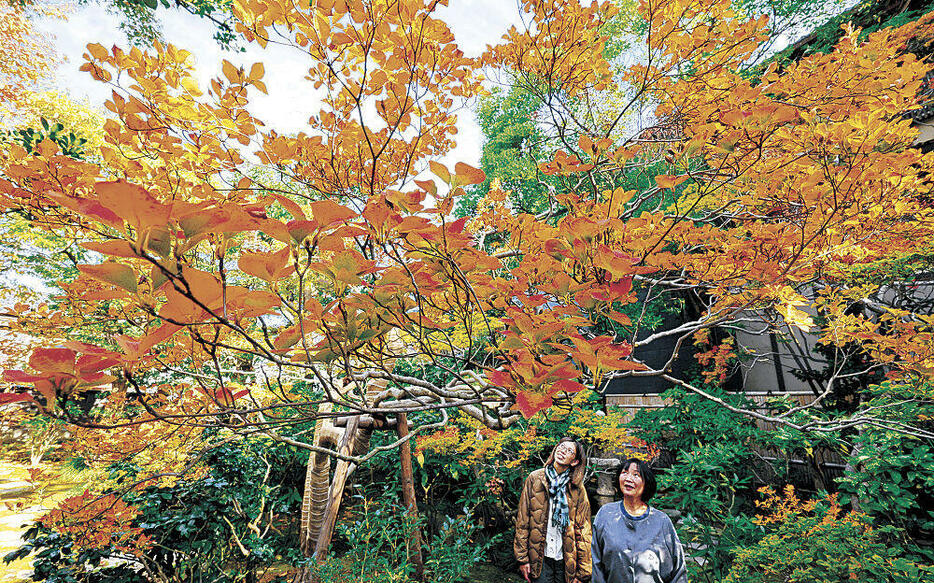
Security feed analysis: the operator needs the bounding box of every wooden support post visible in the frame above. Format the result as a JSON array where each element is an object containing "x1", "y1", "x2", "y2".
[
  {"x1": 313, "y1": 415, "x2": 360, "y2": 563},
  {"x1": 396, "y1": 412, "x2": 424, "y2": 581}
]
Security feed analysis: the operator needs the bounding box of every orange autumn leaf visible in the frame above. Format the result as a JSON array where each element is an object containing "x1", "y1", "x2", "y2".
[
  {"x1": 655, "y1": 174, "x2": 689, "y2": 189},
  {"x1": 239, "y1": 247, "x2": 295, "y2": 282},
  {"x1": 454, "y1": 162, "x2": 486, "y2": 185}
]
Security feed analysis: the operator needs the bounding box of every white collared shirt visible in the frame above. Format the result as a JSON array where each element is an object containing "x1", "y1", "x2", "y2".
[{"x1": 544, "y1": 500, "x2": 563, "y2": 560}]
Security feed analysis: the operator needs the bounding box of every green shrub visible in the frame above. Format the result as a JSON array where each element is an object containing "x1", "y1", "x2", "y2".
[
  {"x1": 313, "y1": 495, "x2": 492, "y2": 583},
  {"x1": 725, "y1": 486, "x2": 932, "y2": 583},
  {"x1": 4, "y1": 436, "x2": 305, "y2": 583},
  {"x1": 835, "y1": 384, "x2": 934, "y2": 562},
  {"x1": 628, "y1": 386, "x2": 772, "y2": 581}
]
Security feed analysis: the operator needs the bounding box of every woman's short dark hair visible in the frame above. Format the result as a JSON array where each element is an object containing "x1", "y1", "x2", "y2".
[{"x1": 615, "y1": 457, "x2": 657, "y2": 502}]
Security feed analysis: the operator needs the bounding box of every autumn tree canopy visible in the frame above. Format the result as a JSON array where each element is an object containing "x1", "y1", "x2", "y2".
[
  {"x1": 1, "y1": 0, "x2": 933, "y2": 484},
  {"x1": 0, "y1": 1, "x2": 62, "y2": 122}
]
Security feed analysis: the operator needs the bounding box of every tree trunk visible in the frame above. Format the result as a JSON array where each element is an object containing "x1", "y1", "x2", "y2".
[
  {"x1": 313, "y1": 415, "x2": 360, "y2": 561},
  {"x1": 295, "y1": 379, "x2": 384, "y2": 582},
  {"x1": 299, "y1": 403, "x2": 341, "y2": 556}
]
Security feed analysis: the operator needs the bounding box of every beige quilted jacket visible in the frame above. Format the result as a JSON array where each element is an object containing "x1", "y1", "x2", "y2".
[{"x1": 514, "y1": 467, "x2": 593, "y2": 582}]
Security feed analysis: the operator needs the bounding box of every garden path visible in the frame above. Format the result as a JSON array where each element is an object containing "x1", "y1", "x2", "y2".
[{"x1": 0, "y1": 462, "x2": 77, "y2": 582}]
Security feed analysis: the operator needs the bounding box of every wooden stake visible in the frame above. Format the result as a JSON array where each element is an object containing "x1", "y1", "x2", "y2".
[
  {"x1": 396, "y1": 412, "x2": 425, "y2": 581},
  {"x1": 313, "y1": 415, "x2": 360, "y2": 562}
]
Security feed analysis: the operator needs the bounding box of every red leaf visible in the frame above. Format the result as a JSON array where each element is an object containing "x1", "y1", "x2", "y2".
[
  {"x1": 0, "y1": 393, "x2": 33, "y2": 405},
  {"x1": 59, "y1": 342, "x2": 110, "y2": 355},
  {"x1": 446, "y1": 217, "x2": 468, "y2": 235},
  {"x1": 607, "y1": 276, "x2": 633, "y2": 297},
  {"x1": 552, "y1": 379, "x2": 587, "y2": 393},
  {"x1": 29, "y1": 348, "x2": 76, "y2": 375},
  {"x1": 76, "y1": 355, "x2": 120, "y2": 375},
  {"x1": 3, "y1": 370, "x2": 42, "y2": 383},
  {"x1": 486, "y1": 369, "x2": 515, "y2": 388},
  {"x1": 513, "y1": 390, "x2": 553, "y2": 419}
]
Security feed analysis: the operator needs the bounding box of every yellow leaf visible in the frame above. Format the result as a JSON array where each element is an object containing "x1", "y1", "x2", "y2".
[
  {"x1": 180, "y1": 77, "x2": 201, "y2": 95},
  {"x1": 222, "y1": 60, "x2": 239, "y2": 83},
  {"x1": 429, "y1": 161, "x2": 451, "y2": 183}
]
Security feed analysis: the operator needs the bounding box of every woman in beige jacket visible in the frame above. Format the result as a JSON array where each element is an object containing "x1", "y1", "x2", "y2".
[{"x1": 514, "y1": 437, "x2": 593, "y2": 583}]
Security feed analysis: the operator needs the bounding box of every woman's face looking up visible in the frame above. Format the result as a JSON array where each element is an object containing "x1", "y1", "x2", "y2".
[{"x1": 619, "y1": 462, "x2": 645, "y2": 501}]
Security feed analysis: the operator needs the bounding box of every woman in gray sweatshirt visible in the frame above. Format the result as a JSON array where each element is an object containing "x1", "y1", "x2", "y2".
[{"x1": 591, "y1": 458, "x2": 687, "y2": 583}]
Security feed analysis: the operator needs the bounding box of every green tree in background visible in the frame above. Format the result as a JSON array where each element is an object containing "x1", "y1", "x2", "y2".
[{"x1": 82, "y1": 0, "x2": 237, "y2": 47}]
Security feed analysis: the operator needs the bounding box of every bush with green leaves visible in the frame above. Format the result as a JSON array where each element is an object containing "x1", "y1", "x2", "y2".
[
  {"x1": 313, "y1": 494, "x2": 492, "y2": 583},
  {"x1": 725, "y1": 486, "x2": 932, "y2": 583},
  {"x1": 627, "y1": 377, "x2": 934, "y2": 580},
  {"x1": 4, "y1": 436, "x2": 306, "y2": 583},
  {"x1": 627, "y1": 384, "x2": 830, "y2": 581},
  {"x1": 835, "y1": 383, "x2": 934, "y2": 562}
]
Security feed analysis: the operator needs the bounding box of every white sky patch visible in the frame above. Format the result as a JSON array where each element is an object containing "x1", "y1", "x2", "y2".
[{"x1": 37, "y1": 0, "x2": 523, "y2": 169}]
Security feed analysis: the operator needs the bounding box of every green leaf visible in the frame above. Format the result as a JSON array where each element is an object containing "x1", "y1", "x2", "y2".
[{"x1": 78, "y1": 263, "x2": 138, "y2": 293}]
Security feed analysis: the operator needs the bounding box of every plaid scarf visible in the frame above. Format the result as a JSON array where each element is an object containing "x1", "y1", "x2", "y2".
[{"x1": 545, "y1": 464, "x2": 571, "y2": 532}]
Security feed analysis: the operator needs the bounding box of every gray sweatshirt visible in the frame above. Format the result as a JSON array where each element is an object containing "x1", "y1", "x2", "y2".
[{"x1": 591, "y1": 503, "x2": 687, "y2": 583}]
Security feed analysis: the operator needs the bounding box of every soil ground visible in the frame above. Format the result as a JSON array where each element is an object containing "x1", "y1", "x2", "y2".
[{"x1": 471, "y1": 563, "x2": 524, "y2": 583}]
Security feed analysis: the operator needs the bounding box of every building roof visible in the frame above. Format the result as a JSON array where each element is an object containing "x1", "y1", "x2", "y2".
[{"x1": 774, "y1": 0, "x2": 934, "y2": 66}]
